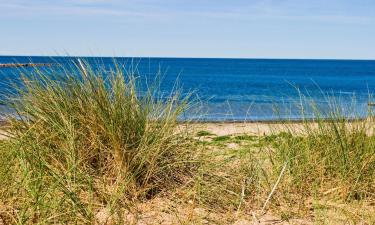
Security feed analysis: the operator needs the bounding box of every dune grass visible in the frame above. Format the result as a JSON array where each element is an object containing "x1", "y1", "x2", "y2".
[
  {"x1": 272, "y1": 119, "x2": 375, "y2": 200},
  {"x1": 262, "y1": 97, "x2": 375, "y2": 222},
  {"x1": 0, "y1": 61, "x2": 374, "y2": 224},
  {"x1": 0, "y1": 62, "x2": 200, "y2": 223}
]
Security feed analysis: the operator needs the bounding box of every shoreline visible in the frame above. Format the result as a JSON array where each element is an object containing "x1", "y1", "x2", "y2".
[
  {"x1": 181, "y1": 117, "x2": 369, "y2": 124},
  {"x1": 177, "y1": 115, "x2": 373, "y2": 125},
  {"x1": 0, "y1": 117, "x2": 370, "y2": 125}
]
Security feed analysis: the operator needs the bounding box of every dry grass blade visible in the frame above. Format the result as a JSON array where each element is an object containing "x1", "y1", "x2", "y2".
[{"x1": 261, "y1": 161, "x2": 288, "y2": 214}]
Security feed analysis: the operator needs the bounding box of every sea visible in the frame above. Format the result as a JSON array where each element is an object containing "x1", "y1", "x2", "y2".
[{"x1": 1, "y1": 56, "x2": 375, "y2": 121}]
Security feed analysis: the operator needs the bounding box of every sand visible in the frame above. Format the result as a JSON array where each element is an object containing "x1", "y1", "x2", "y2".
[
  {"x1": 2, "y1": 122, "x2": 292, "y2": 140},
  {"x1": 0, "y1": 122, "x2": 304, "y2": 141},
  {"x1": 0, "y1": 130, "x2": 7, "y2": 140},
  {"x1": 185, "y1": 119, "x2": 374, "y2": 136},
  {"x1": 1, "y1": 120, "x2": 372, "y2": 140},
  {"x1": 185, "y1": 121, "x2": 311, "y2": 136}
]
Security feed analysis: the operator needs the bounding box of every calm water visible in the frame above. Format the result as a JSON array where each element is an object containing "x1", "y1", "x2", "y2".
[{"x1": 1, "y1": 56, "x2": 375, "y2": 121}]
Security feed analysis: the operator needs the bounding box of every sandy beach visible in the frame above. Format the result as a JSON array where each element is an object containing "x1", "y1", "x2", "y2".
[
  {"x1": 186, "y1": 121, "x2": 307, "y2": 136},
  {"x1": 1, "y1": 0, "x2": 375, "y2": 223},
  {"x1": 1, "y1": 120, "x2": 372, "y2": 140},
  {"x1": 184, "y1": 118, "x2": 374, "y2": 137},
  {"x1": 2, "y1": 122, "x2": 287, "y2": 141},
  {"x1": 0, "y1": 121, "x2": 308, "y2": 140}
]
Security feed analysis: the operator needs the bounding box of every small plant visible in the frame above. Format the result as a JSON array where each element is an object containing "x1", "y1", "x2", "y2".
[
  {"x1": 234, "y1": 134, "x2": 256, "y2": 141},
  {"x1": 196, "y1": 130, "x2": 214, "y2": 137},
  {"x1": 212, "y1": 135, "x2": 231, "y2": 142}
]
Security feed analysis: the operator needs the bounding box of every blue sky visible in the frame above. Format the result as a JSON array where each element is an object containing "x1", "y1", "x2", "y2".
[{"x1": 1, "y1": 0, "x2": 374, "y2": 59}]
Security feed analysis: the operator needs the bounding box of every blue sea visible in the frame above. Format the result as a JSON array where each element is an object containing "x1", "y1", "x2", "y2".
[{"x1": 1, "y1": 56, "x2": 375, "y2": 121}]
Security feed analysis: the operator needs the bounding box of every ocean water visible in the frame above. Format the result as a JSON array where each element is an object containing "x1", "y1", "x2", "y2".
[{"x1": 1, "y1": 56, "x2": 375, "y2": 121}]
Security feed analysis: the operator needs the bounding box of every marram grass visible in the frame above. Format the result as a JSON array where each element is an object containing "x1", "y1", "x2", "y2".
[
  {"x1": 0, "y1": 62, "x2": 374, "y2": 224},
  {"x1": 267, "y1": 96, "x2": 375, "y2": 211},
  {"x1": 0, "y1": 62, "x2": 199, "y2": 223}
]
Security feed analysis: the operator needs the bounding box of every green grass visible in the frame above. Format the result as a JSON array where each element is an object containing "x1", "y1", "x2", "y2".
[
  {"x1": 234, "y1": 135, "x2": 256, "y2": 141},
  {"x1": 261, "y1": 97, "x2": 375, "y2": 221},
  {"x1": 212, "y1": 135, "x2": 231, "y2": 142},
  {"x1": 192, "y1": 140, "x2": 261, "y2": 211},
  {"x1": 271, "y1": 119, "x2": 375, "y2": 200},
  {"x1": 0, "y1": 62, "x2": 199, "y2": 224},
  {"x1": 0, "y1": 62, "x2": 374, "y2": 224},
  {"x1": 196, "y1": 130, "x2": 214, "y2": 137}
]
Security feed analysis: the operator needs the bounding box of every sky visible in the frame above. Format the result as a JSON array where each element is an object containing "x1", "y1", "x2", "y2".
[{"x1": 0, "y1": 0, "x2": 375, "y2": 59}]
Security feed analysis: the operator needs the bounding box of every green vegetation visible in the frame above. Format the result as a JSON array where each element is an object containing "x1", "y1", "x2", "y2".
[
  {"x1": 0, "y1": 63, "x2": 374, "y2": 224},
  {"x1": 264, "y1": 101, "x2": 375, "y2": 223},
  {"x1": 0, "y1": 63, "x2": 198, "y2": 224},
  {"x1": 233, "y1": 134, "x2": 256, "y2": 141},
  {"x1": 196, "y1": 130, "x2": 214, "y2": 137},
  {"x1": 212, "y1": 135, "x2": 231, "y2": 142},
  {"x1": 271, "y1": 119, "x2": 375, "y2": 202}
]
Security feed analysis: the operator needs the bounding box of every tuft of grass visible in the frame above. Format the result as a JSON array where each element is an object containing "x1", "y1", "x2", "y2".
[
  {"x1": 234, "y1": 134, "x2": 256, "y2": 141},
  {"x1": 267, "y1": 96, "x2": 375, "y2": 214},
  {"x1": 0, "y1": 61, "x2": 199, "y2": 223},
  {"x1": 192, "y1": 144, "x2": 262, "y2": 210},
  {"x1": 274, "y1": 120, "x2": 375, "y2": 198},
  {"x1": 212, "y1": 135, "x2": 231, "y2": 142},
  {"x1": 196, "y1": 130, "x2": 214, "y2": 137}
]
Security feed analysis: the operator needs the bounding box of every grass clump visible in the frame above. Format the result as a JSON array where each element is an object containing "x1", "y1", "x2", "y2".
[
  {"x1": 269, "y1": 102, "x2": 375, "y2": 205},
  {"x1": 234, "y1": 135, "x2": 256, "y2": 141},
  {"x1": 275, "y1": 121, "x2": 374, "y2": 198},
  {"x1": 212, "y1": 135, "x2": 231, "y2": 142},
  {"x1": 0, "y1": 62, "x2": 198, "y2": 223},
  {"x1": 192, "y1": 145, "x2": 261, "y2": 211},
  {"x1": 196, "y1": 130, "x2": 214, "y2": 137}
]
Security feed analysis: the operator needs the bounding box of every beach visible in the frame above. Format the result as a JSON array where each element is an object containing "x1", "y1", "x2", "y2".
[
  {"x1": 186, "y1": 118, "x2": 374, "y2": 136},
  {"x1": 0, "y1": 121, "x2": 303, "y2": 140},
  {"x1": 0, "y1": 65, "x2": 374, "y2": 224},
  {"x1": 1, "y1": 0, "x2": 375, "y2": 223},
  {"x1": 0, "y1": 59, "x2": 374, "y2": 224},
  {"x1": 1, "y1": 119, "x2": 373, "y2": 140},
  {"x1": 0, "y1": 120, "x2": 333, "y2": 140},
  {"x1": 187, "y1": 121, "x2": 306, "y2": 136}
]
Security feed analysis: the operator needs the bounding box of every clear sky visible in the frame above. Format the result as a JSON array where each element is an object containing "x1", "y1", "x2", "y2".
[{"x1": 1, "y1": 0, "x2": 374, "y2": 59}]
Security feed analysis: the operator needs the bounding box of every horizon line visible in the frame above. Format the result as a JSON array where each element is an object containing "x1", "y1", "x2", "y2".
[{"x1": 0, "y1": 54, "x2": 374, "y2": 61}]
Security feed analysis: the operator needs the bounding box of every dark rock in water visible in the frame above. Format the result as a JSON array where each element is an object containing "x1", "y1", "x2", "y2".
[{"x1": 0, "y1": 63, "x2": 54, "y2": 68}]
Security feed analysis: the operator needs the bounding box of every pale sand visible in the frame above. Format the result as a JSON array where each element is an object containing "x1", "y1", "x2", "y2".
[
  {"x1": 0, "y1": 130, "x2": 7, "y2": 140},
  {"x1": 1, "y1": 122, "x2": 292, "y2": 140},
  {"x1": 0, "y1": 122, "x2": 304, "y2": 141},
  {"x1": 0, "y1": 120, "x2": 372, "y2": 140},
  {"x1": 185, "y1": 119, "x2": 374, "y2": 136},
  {"x1": 186, "y1": 122, "x2": 311, "y2": 136}
]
